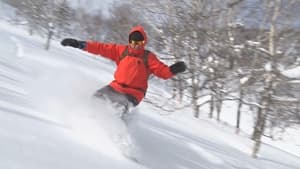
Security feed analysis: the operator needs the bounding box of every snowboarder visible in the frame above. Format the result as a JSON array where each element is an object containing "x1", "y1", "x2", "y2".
[{"x1": 61, "y1": 25, "x2": 186, "y2": 115}]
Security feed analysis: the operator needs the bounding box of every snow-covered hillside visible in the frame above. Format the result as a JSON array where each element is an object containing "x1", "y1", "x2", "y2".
[{"x1": 0, "y1": 21, "x2": 300, "y2": 169}]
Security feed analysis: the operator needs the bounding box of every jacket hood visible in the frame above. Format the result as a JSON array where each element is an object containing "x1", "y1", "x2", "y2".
[{"x1": 129, "y1": 25, "x2": 147, "y2": 45}]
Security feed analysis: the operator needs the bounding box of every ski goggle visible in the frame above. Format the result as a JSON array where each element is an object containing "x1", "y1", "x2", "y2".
[{"x1": 130, "y1": 40, "x2": 145, "y2": 46}]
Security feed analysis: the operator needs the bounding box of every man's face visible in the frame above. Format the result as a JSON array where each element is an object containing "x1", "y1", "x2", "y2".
[{"x1": 129, "y1": 40, "x2": 145, "y2": 50}]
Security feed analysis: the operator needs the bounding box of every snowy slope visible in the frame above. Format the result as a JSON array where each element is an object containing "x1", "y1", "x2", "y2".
[{"x1": 0, "y1": 21, "x2": 300, "y2": 169}]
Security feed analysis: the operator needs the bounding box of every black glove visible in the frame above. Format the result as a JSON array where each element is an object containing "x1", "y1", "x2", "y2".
[
  {"x1": 61, "y1": 38, "x2": 86, "y2": 49},
  {"x1": 169, "y1": 61, "x2": 187, "y2": 74}
]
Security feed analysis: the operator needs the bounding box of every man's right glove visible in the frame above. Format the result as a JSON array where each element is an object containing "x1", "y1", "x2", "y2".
[
  {"x1": 169, "y1": 61, "x2": 187, "y2": 74},
  {"x1": 61, "y1": 38, "x2": 86, "y2": 49}
]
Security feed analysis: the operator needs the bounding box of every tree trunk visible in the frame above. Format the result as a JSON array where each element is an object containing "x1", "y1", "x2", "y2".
[
  {"x1": 45, "y1": 29, "x2": 53, "y2": 50},
  {"x1": 252, "y1": 0, "x2": 281, "y2": 158},
  {"x1": 216, "y1": 93, "x2": 223, "y2": 121},
  {"x1": 29, "y1": 28, "x2": 33, "y2": 36},
  {"x1": 178, "y1": 78, "x2": 184, "y2": 103},
  {"x1": 269, "y1": 0, "x2": 281, "y2": 56},
  {"x1": 252, "y1": 107, "x2": 262, "y2": 140},
  {"x1": 236, "y1": 89, "x2": 244, "y2": 134},
  {"x1": 209, "y1": 94, "x2": 214, "y2": 119},
  {"x1": 192, "y1": 83, "x2": 199, "y2": 118},
  {"x1": 252, "y1": 76, "x2": 273, "y2": 158},
  {"x1": 193, "y1": 94, "x2": 199, "y2": 118},
  {"x1": 193, "y1": 104, "x2": 200, "y2": 118},
  {"x1": 252, "y1": 109, "x2": 267, "y2": 158},
  {"x1": 191, "y1": 76, "x2": 199, "y2": 118}
]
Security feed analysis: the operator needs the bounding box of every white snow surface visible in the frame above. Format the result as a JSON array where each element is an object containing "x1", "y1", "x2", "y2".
[
  {"x1": 0, "y1": 21, "x2": 300, "y2": 169},
  {"x1": 283, "y1": 66, "x2": 300, "y2": 78}
]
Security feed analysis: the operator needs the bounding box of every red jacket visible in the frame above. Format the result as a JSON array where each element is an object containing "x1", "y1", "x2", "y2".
[{"x1": 84, "y1": 26, "x2": 174, "y2": 104}]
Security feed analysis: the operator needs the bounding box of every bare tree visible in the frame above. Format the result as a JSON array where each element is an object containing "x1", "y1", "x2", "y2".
[
  {"x1": 103, "y1": 3, "x2": 150, "y2": 43},
  {"x1": 3, "y1": 0, "x2": 74, "y2": 50},
  {"x1": 232, "y1": 0, "x2": 300, "y2": 158}
]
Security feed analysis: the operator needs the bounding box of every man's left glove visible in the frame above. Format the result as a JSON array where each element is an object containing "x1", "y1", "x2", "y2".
[
  {"x1": 61, "y1": 38, "x2": 86, "y2": 49},
  {"x1": 169, "y1": 61, "x2": 187, "y2": 74}
]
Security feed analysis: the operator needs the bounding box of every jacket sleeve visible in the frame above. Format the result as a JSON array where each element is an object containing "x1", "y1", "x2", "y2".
[
  {"x1": 84, "y1": 41, "x2": 121, "y2": 62},
  {"x1": 148, "y1": 53, "x2": 174, "y2": 79}
]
